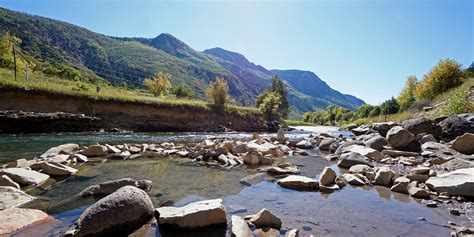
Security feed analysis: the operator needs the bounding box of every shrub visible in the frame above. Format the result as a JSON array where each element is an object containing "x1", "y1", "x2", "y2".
[
  {"x1": 72, "y1": 81, "x2": 89, "y2": 92},
  {"x1": 441, "y1": 89, "x2": 473, "y2": 115},
  {"x1": 415, "y1": 59, "x2": 464, "y2": 100},
  {"x1": 172, "y1": 84, "x2": 194, "y2": 98},
  {"x1": 144, "y1": 72, "x2": 172, "y2": 96},
  {"x1": 206, "y1": 76, "x2": 230, "y2": 105},
  {"x1": 380, "y1": 97, "x2": 400, "y2": 115},
  {"x1": 257, "y1": 92, "x2": 282, "y2": 120}
]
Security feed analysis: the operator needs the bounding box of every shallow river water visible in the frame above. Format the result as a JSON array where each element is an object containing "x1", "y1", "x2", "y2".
[{"x1": 0, "y1": 126, "x2": 462, "y2": 236}]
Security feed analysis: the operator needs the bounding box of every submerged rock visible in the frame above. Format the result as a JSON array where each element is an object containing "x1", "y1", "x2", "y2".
[
  {"x1": 0, "y1": 208, "x2": 51, "y2": 235},
  {"x1": 66, "y1": 186, "x2": 154, "y2": 237},
  {"x1": 0, "y1": 186, "x2": 36, "y2": 210},
  {"x1": 426, "y1": 168, "x2": 474, "y2": 197},
  {"x1": 155, "y1": 199, "x2": 227, "y2": 229},
  {"x1": 277, "y1": 175, "x2": 319, "y2": 191},
  {"x1": 249, "y1": 208, "x2": 282, "y2": 230},
  {"x1": 79, "y1": 178, "x2": 152, "y2": 197},
  {"x1": 231, "y1": 215, "x2": 253, "y2": 237},
  {"x1": 0, "y1": 168, "x2": 49, "y2": 186}
]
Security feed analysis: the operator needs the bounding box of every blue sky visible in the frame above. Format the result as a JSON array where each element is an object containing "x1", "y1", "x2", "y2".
[{"x1": 1, "y1": 0, "x2": 472, "y2": 104}]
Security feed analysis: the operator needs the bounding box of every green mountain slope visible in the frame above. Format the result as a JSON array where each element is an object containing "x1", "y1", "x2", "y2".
[{"x1": 0, "y1": 7, "x2": 364, "y2": 115}]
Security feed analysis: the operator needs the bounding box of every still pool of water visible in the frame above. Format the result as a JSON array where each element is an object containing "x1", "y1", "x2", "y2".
[{"x1": 0, "y1": 127, "x2": 461, "y2": 236}]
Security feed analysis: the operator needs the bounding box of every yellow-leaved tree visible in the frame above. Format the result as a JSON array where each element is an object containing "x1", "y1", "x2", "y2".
[
  {"x1": 206, "y1": 76, "x2": 231, "y2": 105},
  {"x1": 397, "y1": 75, "x2": 417, "y2": 111},
  {"x1": 415, "y1": 59, "x2": 463, "y2": 100},
  {"x1": 144, "y1": 72, "x2": 172, "y2": 96}
]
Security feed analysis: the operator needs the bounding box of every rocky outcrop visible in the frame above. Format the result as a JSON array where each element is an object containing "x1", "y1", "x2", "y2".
[
  {"x1": 0, "y1": 168, "x2": 49, "y2": 186},
  {"x1": 156, "y1": 199, "x2": 227, "y2": 229},
  {"x1": 0, "y1": 208, "x2": 52, "y2": 235},
  {"x1": 66, "y1": 186, "x2": 154, "y2": 236},
  {"x1": 426, "y1": 168, "x2": 474, "y2": 197}
]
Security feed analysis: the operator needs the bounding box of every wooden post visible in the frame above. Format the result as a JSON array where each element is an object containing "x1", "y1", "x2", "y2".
[
  {"x1": 12, "y1": 45, "x2": 17, "y2": 81},
  {"x1": 26, "y1": 63, "x2": 29, "y2": 83}
]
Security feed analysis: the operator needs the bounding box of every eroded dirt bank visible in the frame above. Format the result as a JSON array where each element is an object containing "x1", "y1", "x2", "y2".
[{"x1": 0, "y1": 86, "x2": 275, "y2": 133}]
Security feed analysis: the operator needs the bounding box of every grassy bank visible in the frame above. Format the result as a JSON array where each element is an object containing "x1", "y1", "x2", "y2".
[{"x1": 0, "y1": 68, "x2": 259, "y2": 115}]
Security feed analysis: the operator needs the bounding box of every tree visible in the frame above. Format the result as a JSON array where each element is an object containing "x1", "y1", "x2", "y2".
[
  {"x1": 206, "y1": 76, "x2": 231, "y2": 105},
  {"x1": 0, "y1": 32, "x2": 25, "y2": 70},
  {"x1": 257, "y1": 92, "x2": 282, "y2": 120},
  {"x1": 144, "y1": 72, "x2": 172, "y2": 96},
  {"x1": 172, "y1": 84, "x2": 194, "y2": 98},
  {"x1": 380, "y1": 97, "x2": 400, "y2": 116},
  {"x1": 415, "y1": 59, "x2": 464, "y2": 100},
  {"x1": 397, "y1": 75, "x2": 417, "y2": 111},
  {"x1": 268, "y1": 76, "x2": 290, "y2": 119}
]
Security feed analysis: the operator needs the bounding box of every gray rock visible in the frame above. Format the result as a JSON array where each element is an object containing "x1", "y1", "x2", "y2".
[
  {"x1": 334, "y1": 140, "x2": 365, "y2": 155},
  {"x1": 295, "y1": 140, "x2": 314, "y2": 149},
  {"x1": 408, "y1": 183, "x2": 431, "y2": 199},
  {"x1": 70, "y1": 154, "x2": 88, "y2": 162},
  {"x1": 276, "y1": 128, "x2": 287, "y2": 143},
  {"x1": 231, "y1": 215, "x2": 253, "y2": 237},
  {"x1": 30, "y1": 161, "x2": 77, "y2": 176},
  {"x1": 419, "y1": 134, "x2": 437, "y2": 144},
  {"x1": 6, "y1": 159, "x2": 32, "y2": 168},
  {"x1": 426, "y1": 168, "x2": 474, "y2": 197},
  {"x1": 242, "y1": 153, "x2": 260, "y2": 165},
  {"x1": 0, "y1": 186, "x2": 36, "y2": 210},
  {"x1": 318, "y1": 138, "x2": 337, "y2": 151},
  {"x1": 40, "y1": 143, "x2": 79, "y2": 158},
  {"x1": 365, "y1": 136, "x2": 387, "y2": 151},
  {"x1": 371, "y1": 122, "x2": 400, "y2": 136},
  {"x1": 79, "y1": 178, "x2": 152, "y2": 197},
  {"x1": 232, "y1": 144, "x2": 247, "y2": 154},
  {"x1": 381, "y1": 150, "x2": 419, "y2": 157},
  {"x1": 402, "y1": 118, "x2": 442, "y2": 137},
  {"x1": 155, "y1": 199, "x2": 227, "y2": 229},
  {"x1": 319, "y1": 167, "x2": 337, "y2": 186},
  {"x1": 349, "y1": 164, "x2": 373, "y2": 175},
  {"x1": 342, "y1": 145, "x2": 383, "y2": 160},
  {"x1": 374, "y1": 167, "x2": 395, "y2": 187},
  {"x1": 0, "y1": 168, "x2": 49, "y2": 186},
  {"x1": 439, "y1": 115, "x2": 474, "y2": 140},
  {"x1": 66, "y1": 186, "x2": 154, "y2": 236},
  {"x1": 441, "y1": 158, "x2": 474, "y2": 171},
  {"x1": 264, "y1": 164, "x2": 300, "y2": 174},
  {"x1": 337, "y1": 152, "x2": 374, "y2": 169},
  {"x1": 249, "y1": 208, "x2": 282, "y2": 230},
  {"x1": 342, "y1": 173, "x2": 365, "y2": 186},
  {"x1": 452, "y1": 133, "x2": 474, "y2": 155},
  {"x1": 277, "y1": 175, "x2": 319, "y2": 191},
  {"x1": 0, "y1": 175, "x2": 20, "y2": 189},
  {"x1": 391, "y1": 177, "x2": 410, "y2": 194},
  {"x1": 386, "y1": 126, "x2": 415, "y2": 149},
  {"x1": 81, "y1": 145, "x2": 108, "y2": 157}
]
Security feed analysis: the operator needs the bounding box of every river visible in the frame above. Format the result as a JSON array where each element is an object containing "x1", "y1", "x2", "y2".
[{"x1": 0, "y1": 126, "x2": 460, "y2": 236}]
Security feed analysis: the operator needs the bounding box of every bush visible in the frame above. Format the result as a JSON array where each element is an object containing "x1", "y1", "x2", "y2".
[
  {"x1": 441, "y1": 89, "x2": 473, "y2": 115},
  {"x1": 172, "y1": 84, "x2": 194, "y2": 98},
  {"x1": 415, "y1": 59, "x2": 464, "y2": 100},
  {"x1": 144, "y1": 72, "x2": 172, "y2": 96},
  {"x1": 206, "y1": 76, "x2": 230, "y2": 105},
  {"x1": 72, "y1": 81, "x2": 89, "y2": 92},
  {"x1": 257, "y1": 92, "x2": 282, "y2": 120}
]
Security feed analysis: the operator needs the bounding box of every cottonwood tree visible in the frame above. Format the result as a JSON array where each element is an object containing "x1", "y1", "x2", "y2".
[
  {"x1": 206, "y1": 76, "x2": 231, "y2": 105},
  {"x1": 144, "y1": 72, "x2": 172, "y2": 96}
]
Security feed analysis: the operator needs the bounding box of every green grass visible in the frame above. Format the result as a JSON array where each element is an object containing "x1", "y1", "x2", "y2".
[
  {"x1": 284, "y1": 120, "x2": 317, "y2": 126},
  {"x1": 0, "y1": 68, "x2": 259, "y2": 115}
]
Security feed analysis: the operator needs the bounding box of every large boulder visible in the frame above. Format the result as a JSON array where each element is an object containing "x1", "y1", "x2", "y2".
[
  {"x1": 426, "y1": 168, "x2": 474, "y2": 197},
  {"x1": 439, "y1": 115, "x2": 474, "y2": 140},
  {"x1": 0, "y1": 168, "x2": 49, "y2": 186},
  {"x1": 40, "y1": 143, "x2": 79, "y2": 158},
  {"x1": 386, "y1": 126, "x2": 415, "y2": 149},
  {"x1": 79, "y1": 178, "x2": 152, "y2": 197},
  {"x1": 81, "y1": 145, "x2": 108, "y2": 157},
  {"x1": 402, "y1": 118, "x2": 442, "y2": 138},
  {"x1": 231, "y1": 215, "x2": 253, "y2": 237},
  {"x1": 155, "y1": 199, "x2": 227, "y2": 229},
  {"x1": 66, "y1": 186, "x2": 154, "y2": 236},
  {"x1": 0, "y1": 208, "x2": 51, "y2": 235},
  {"x1": 337, "y1": 152, "x2": 374, "y2": 169},
  {"x1": 364, "y1": 136, "x2": 387, "y2": 151},
  {"x1": 451, "y1": 133, "x2": 474, "y2": 155},
  {"x1": 30, "y1": 161, "x2": 77, "y2": 176},
  {"x1": 319, "y1": 167, "x2": 337, "y2": 186},
  {"x1": 248, "y1": 208, "x2": 282, "y2": 230},
  {"x1": 277, "y1": 175, "x2": 319, "y2": 191},
  {"x1": 371, "y1": 122, "x2": 400, "y2": 137},
  {"x1": 0, "y1": 186, "x2": 36, "y2": 210}
]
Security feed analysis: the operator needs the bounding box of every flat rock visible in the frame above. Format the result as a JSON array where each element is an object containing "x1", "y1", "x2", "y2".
[
  {"x1": 343, "y1": 145, "x2": 383, "y2": 160},
  {"x1": 426, "y1": 168, "x2": 474, "y2": 197},
  {"x1": 81, "y1": 145, "x2": 108, "y2": 157},
  {"x1": 0, "y1": 186, "x2": 36, "y2": 210},
  {"x1": 264, "y1": 164, "x2": 300, "y2": 174},
  {"x1": 408, "y1": 185, "x2": 431, "y2": 199},
  {"x1": 337, "y1": 152, "x2": 374, "y2": 169},
  {"x1": 277, "y1": 175, "x2": 319, "y2": 191},
  {"x1": 66, "y1": 186, "x2": 154, "y2": 236},
  {"x1": 0, "y1": 168, "x2": 49, "y2": 186},
  {"x1": 0, "y1": 208, "x2": 51, "y2": 235},
  {"x1": 452, "y1": 133, "x2": 474, "y2": 155},
  {"x1": 30, "y1": 161, "x2": 77, "y2": 176},
  {"x1": 249, "y1": 208, "x2": 282, "y2": 230},
  {"x1": 79, "y1": 178, "x2": 152, "y2": 197},
  {"x1": 156, "y1": 199, "x2": 227, "y2": 229},
  {"x1": 381, "y1": 150, "x2": 419, "y2": 157},
  {"x1": 40, "y1": 143, "x2": 79, "y2": 158},
  {"x1": 342, "y1": 173, "x2": 365, "y2": 186},
  {"x1": 349, "y1": 164, "x2": 373, "y2": 174},
  {"x1": 231, "y1": 215, "x2": 253, "y2": 237}
]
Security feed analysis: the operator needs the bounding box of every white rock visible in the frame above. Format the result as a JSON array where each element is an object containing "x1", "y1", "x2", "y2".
[
  {"x1": 277, "y1": 175, "x2": 319, "y2": 190},
  {"x1": 40, "y1": 143, "x2": 79, "y2": 158},
  {"x1": 0, "y1": 186, "x2": 36, "y2": 210},
  {"x1": 0, "y1": 168, "x2": 49, "y2": 186},
  {"x1": 231, "y1": 215, "x2": 253, "y2": 237},
  {"x1": 426, "y1": 168, "x2": 474, "y2": 197}
]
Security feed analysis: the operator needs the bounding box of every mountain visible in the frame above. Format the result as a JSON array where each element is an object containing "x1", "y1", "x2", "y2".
[{"x1": 0, "y1": 7, "x2": 364, "y2": 116}]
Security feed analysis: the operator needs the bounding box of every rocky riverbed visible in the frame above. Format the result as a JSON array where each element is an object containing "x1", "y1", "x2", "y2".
[{"x1": 0, "y1": 114, "x2": 473, "y2": 236}]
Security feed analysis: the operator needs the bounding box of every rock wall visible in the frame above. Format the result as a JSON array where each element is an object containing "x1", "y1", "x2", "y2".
[{"x1": 0, "y1": 86, "x2": 275, "y2": 133}]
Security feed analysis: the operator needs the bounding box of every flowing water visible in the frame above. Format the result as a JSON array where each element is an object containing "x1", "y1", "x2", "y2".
[{"x1": 0, "y1": 127, "x2": 461, "y2": 236}]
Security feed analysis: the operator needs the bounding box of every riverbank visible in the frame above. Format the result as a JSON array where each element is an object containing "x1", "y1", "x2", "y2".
[
  {"x1": 0, "y1": 115, "x2": 473, "y2": 236},
  {"x1": 0, "y1": 86, "x2": 276, "y2": 133}
]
